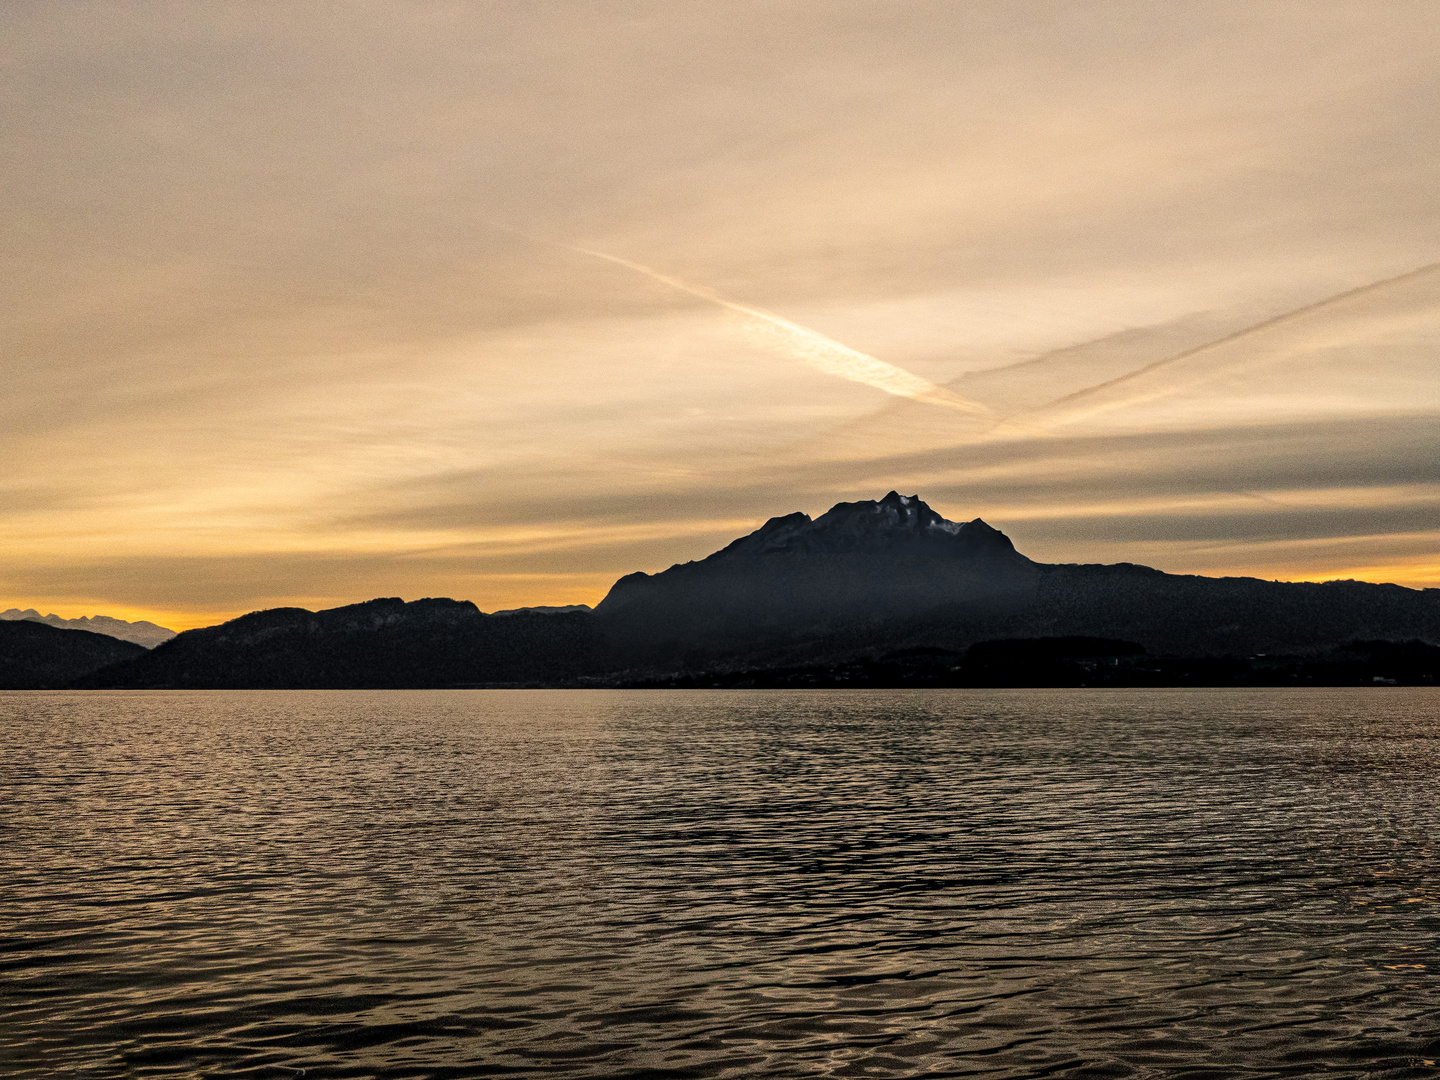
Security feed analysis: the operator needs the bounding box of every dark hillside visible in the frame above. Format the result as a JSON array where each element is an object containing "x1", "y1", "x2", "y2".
[
  {"x1": 77, "y1": 598, "x2": 610, "y2": 689},
  {"x1": 0, "y1": 620, "x2": 146, "y2": 689},
  {"x1": 1029, "y1": 565, "x2": 1440, "y2": 656}
]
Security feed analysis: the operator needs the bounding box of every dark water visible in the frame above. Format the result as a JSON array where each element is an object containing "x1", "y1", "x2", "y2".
[{"x1": 3, "y1": 690, "x2": 1439, "y2": 1078}]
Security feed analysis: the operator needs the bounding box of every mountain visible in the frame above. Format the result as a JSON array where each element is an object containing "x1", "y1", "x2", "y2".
[
  {"x1": 40, "y1": 491, "x2": 1440, "y2": 689},
  {"x1": 0, "y1": 619, "x2": 147, "y2": 689},
  {"x1": 0, "y1": 608, "x2": 176, "y2": 648},
  {"x1": 74, "y1": 597, "x2": 611, "y2": 689},
  {"x1": 593, "y1": 492, "x2": 1440, "y2": 667},
  {"x1": 596, "y1": 492, "x2": 1038, "y2": 665},
  {"x1": 1020, "y1": 563, "x2": 1440, "y2": 656}
]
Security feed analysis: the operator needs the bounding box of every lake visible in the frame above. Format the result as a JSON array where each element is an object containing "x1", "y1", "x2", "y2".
[{"x1": 3, "y1": 689, "x2": 1438, "y2": 1077}]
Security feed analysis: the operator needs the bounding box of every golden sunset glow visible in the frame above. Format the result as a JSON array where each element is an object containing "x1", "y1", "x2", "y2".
[{"x1": 4, "y1": 3, "x2": 1439, "y2": 629}]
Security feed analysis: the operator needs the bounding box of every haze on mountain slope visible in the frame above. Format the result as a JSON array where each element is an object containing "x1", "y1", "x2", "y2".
[{"x1": 0, "y1": 609, "x2": 176, "y2": 649}]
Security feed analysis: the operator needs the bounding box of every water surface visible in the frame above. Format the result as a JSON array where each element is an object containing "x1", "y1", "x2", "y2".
[{"x1": 3, "y1": 689, "x2": 1438, "y2": 1077}]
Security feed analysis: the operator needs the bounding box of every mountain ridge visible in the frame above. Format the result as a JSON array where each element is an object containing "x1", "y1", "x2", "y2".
[
  {"x1": 10, "y1": 491, "x2": 1439, "y2": 689},
  {"x1": 0, "y1": 620, "x2": 147, "y2": 688},
  {"x1": 0, "y1": 608, "x2": 176, "y2": 648}
]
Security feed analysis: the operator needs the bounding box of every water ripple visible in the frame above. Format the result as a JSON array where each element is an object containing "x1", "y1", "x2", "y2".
[{"x1": 2, "y1": 688, "x2": 1438, "y2": 1077}]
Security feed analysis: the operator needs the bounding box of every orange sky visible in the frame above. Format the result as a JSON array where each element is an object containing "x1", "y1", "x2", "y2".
[{"x1": 3, "y1": 2, "x2": 1439, "y2": 632}]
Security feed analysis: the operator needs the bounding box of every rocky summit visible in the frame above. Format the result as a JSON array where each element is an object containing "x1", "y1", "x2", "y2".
[
  {"x1": 708, "y1": 491, "x2": 1028, "y2": 560},
  {"x1": 595, "y1": 493, "x2": 1041, "y2": 663}
]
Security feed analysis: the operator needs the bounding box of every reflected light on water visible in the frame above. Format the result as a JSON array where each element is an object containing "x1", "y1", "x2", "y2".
[{"x1": 2, "y1": 688, "x2": 1438, "y2": 1077}]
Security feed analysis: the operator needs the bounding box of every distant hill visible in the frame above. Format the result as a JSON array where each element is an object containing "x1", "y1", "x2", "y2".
[
  {"x1": 74, "y1": 597, "x2": 612, "y2": 689},
  {"x1": 0, "y1": 608, "x2": 175, "y2": 648},
  {"x1": 28, "y1": 491, "x2": 1440, "y2": 689},
  {"x1": 0, "y1": 620, "x2": 147, "y2": 689}
]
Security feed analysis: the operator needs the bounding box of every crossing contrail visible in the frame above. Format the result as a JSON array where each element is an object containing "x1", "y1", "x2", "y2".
[
  {"x1": 571, "y1": 245, "x2": 992, "y2": 416},
  {"x1": 992, "y1": 260, "x2": 1440, "y2": 435}
]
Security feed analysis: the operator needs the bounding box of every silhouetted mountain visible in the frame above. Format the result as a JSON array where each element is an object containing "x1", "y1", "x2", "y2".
[
  {"x1": 596, "y1": 492, "x2": 1039, "y2": 666},
  {"x1": 1024, "y1": 563, "x2": 1440, "y2": 656},
  {"x1": 593, "y1": 493, "x2": 1440, "y2": 669},
  {"x1": 0, "y1": 619, "x2": 147, "y2": 689},
  {"x1": 76, "y1": 598, "x2": 611, "y2": 689},
  {"x1": 1, "y1": 608, "x2": 176, "y2": 648},
  {"x1": 55, "y1": 492, "x2": 1440, "y2": 689}
]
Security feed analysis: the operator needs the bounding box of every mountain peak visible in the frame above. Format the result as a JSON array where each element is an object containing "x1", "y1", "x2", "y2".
[
  {"x1": 1, "y1": 607, "x2": 176, "y2": 648},
  {"x1": 819, "y1": 491, "x2": 959, "y2": 535},
  {"x1": 594, "y1": 492, "x2": 1037, "y2": 641},
  {"x1": 707, "y1": 492, "x2": 1021, "y2": 560}
]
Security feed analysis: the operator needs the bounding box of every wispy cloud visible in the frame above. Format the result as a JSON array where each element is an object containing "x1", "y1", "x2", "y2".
[{"x1": 5, "y1": 3, "x2": 1440, "y2": 624}]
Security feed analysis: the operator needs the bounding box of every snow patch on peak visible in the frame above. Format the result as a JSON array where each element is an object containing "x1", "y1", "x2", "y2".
[
  {"x1": 701, "y1": 492, "x2": 1024, "y2": 564},
  {"x1": 1, "y1": 607, "x2": 176, "y2": 648}
]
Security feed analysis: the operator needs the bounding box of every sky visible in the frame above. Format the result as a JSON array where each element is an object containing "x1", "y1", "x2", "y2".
[{"x1": 4, "y1": 1, "x2": 1439, "y2": 630}]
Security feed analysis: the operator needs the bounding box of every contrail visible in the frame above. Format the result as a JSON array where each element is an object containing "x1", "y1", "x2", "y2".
[
  {"x1": 992, "y1": 260, "x2": 1440, "y2": 435},
  {"x1": 571, "y1": 245, "x2": 991, "y2": 416}
]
